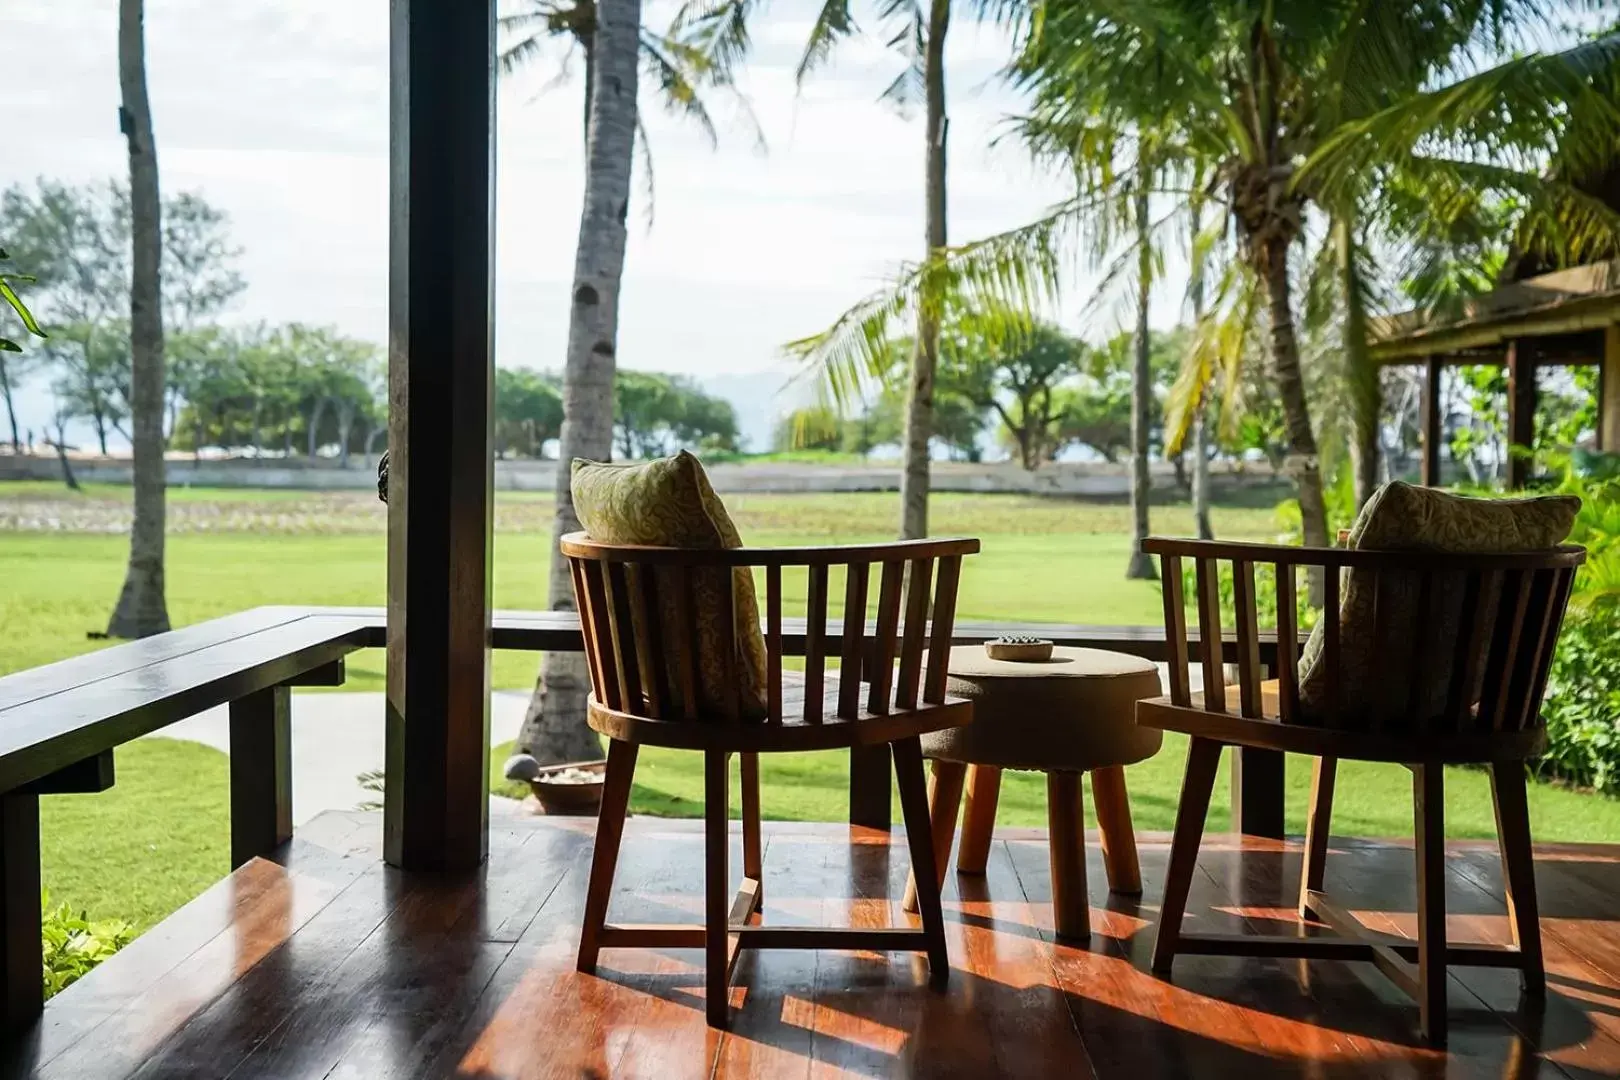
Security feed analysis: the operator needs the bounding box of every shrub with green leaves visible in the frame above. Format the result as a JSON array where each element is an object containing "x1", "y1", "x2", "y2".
[{"x1": 41, "y1": 892, "x2": 133, "y2": 999}]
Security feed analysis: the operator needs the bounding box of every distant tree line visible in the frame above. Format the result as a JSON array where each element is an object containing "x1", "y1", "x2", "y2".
[
  {"x1": 0, "y1": 180, "x2": 740, "y2": 467},
  {"x1": 778, "y1": 315, "x2": 1292, "y2": 477}
]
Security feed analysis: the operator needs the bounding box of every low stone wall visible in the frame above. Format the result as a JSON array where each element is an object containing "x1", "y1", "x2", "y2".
[{"x1": 0, "y1": 453, "x2": 1279, "y2": 497}]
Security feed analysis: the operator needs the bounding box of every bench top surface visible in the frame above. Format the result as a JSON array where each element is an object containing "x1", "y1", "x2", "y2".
[{"x1": 0, "y1": 605, "x2": 1281, "y2": 793}]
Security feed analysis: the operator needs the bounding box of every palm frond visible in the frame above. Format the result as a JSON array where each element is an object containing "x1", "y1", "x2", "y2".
[{"x1": 797, "y1": 0, "x2": 858, "y2": 85}]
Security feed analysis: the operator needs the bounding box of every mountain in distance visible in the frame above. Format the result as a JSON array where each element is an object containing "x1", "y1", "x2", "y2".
[{"x1": 698, "y1": 365, "x2": 814, "y2": 454}]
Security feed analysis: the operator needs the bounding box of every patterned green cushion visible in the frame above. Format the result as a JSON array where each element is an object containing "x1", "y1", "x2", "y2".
[
  {"x1": 571, "y1": 451, "x2": 769, "y2": 719},
  {"x1": 1296, "y1": 481, "x2": 1579, "y2": 727}
]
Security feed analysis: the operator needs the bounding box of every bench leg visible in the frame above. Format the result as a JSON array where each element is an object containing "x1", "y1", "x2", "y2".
[
  {"x1": 230, "y1": 685, "x2": 293, "y2": 870},
  {"x1": 1047, "y1": 771, "x2": 1090, "y2": 942},
  {"x1": 0, "y1": 792, "x2": 41, "y2": 1034},
  {"x1": 956, "y1": 766, "x2": 1000, "y2": 875},
  {"x1": 902, "y1": 760, "x2": 965, "y2": 916},
  {"x1": 1090, "y1": 765, "x2": 1141, "y2": 896}
]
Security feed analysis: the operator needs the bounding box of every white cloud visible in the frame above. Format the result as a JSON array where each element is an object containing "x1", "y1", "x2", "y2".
[{"x1": 2, "y1": 0, "x2": 1191, "y2": 451}]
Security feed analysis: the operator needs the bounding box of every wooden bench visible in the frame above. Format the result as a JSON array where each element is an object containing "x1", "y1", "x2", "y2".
[{"x1": 0, "y1": 604, "x2": 1287, "y2": 1032}]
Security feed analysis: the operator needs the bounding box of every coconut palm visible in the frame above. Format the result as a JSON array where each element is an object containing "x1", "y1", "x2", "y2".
[
  {"x1": 680, "y1": 0, "x2": 1019, "y2": 538},
  {"x1": 107, "y1": 0, "x2": 169, "y2": 639},
  {"x1": 503, "y1": 0, "x2": 762, "y2": 764},
  {"x1": 799, "y1": 1, "x2": 1620, "y2": 554}
]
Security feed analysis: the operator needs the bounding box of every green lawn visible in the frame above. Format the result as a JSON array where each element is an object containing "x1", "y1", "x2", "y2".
[
  {"x1": 7, "y1": 481, "x2": 1620, "y2": 942},
  {"x1": 491, "y1": 736, "x2": 1620, "y2": 843},
  {"x1": 42, "y1": 739, "x2": 229, "y2": 932}
]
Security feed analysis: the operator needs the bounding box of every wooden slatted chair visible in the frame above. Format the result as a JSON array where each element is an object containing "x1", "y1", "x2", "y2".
[
  {"x1": 561, "y1": 532, "x2": 980, "y2": 1028},
  {"x1": 1138, "y1": 536, "x2": 1584, "y2": 1046}
]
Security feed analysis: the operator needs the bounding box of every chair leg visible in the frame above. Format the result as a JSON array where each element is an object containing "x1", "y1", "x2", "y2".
[
  {"x1": 1090, "y1": 765, "x2": 1141, "y2": 896},
  {"x1": 902, "y1": 759, "x2": 966, "y2": 915},
  {"x1": 577, "y1": 738, "x2": 638, "y2": 974},
  {"x1": 1298, "y1": 756, "x2": 1337, "y2": 919},
  {"x1": 1414, "y1": 763, "x2": 1448, "y2": 1046},
  {"x1": 1490, "y1": 762, "x2": 1545, "y2": 998},
  {"x1": 740, "y1": 751, "x2": 763, "y2": 905},
  {"x1": 894, "y1": 736, "x2": 950, "y2": 984},
  {"x1": 1047, "y1": 771, "x2": 1091, "y2": 941},
  {"x1": 955, "y1": 765, "x2": 1001, "y2": 875},
  {"x1": 1152, "y1": 736, "x2": 1222, "y2": 976},
  {"x1": 705, "y1": 749, "x2": 731, "y2": 1028}
]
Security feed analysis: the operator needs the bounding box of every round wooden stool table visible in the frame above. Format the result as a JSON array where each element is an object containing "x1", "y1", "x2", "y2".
[{"x1": 902, "y1": 645, "x2": 1163, "y2": 941}]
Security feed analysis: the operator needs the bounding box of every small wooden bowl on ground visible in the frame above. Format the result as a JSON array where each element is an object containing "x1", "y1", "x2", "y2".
[{"x1": 528, "y1": 760, "x2": 608, "y2": 816}]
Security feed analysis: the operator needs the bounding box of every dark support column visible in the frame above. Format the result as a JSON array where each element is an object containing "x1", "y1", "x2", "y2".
[
  {"x1": 1421, "y1": 356, "x2": 1442, "y2": 487},
  {"x1": 1602, "y1": 324, "x2": 1620, "y2": 452},
  {"x1": 384, "y1": 0, "x2": 496, "y2": 872},
  {"x1": 0, "y1": 793, "x2": 40, "y2": 1033},
  {"x1": 849, "y1": 746, "x2": 892, "y2": 830},
  {"x1": 1232, "y1": 747, "x2": 1286, "y2": 839},
  {"x1": 230, "y1": 685, "x2": 292, "y2": 869},
  {"x1": 1507, "y1": 339, "x2": 1536, "y2": 490}
]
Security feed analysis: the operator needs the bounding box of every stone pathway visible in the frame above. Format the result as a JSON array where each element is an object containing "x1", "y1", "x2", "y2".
[{"x1": 143, "y1": 690, "x2": 530, "y2": 825}]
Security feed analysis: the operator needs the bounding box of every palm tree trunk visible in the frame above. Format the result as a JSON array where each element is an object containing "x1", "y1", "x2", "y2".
[
  {"x1": 898, "y1": 0, "x2": 949, "y2": 541},
  {"x1": 0, "y1": 357, "x2": 19, "y2": 452},
  {"x1": 1337, "y1": 216, "x2": 1379, "y2": 510},
  {"x1": 1125, "y1": 167, "x2": 1155, "y2": 579},
  {"x1": 517, "y1": 0, "x2": 640, "y2": 764},
  {"x1": 1189, "y1": 200, "x2": 1213, "y2": 540},
  {"x1": 107, "y1": 0, "x2": 170, "y2": 639},
  {"x1": 1261, "y1": 241, "x2": 1330, "y2": 558}
]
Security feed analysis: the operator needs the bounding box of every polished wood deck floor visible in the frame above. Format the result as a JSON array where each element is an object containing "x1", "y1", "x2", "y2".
[{"x1": 11, "y1": 807, "x2": 1620, "y2": 1079}]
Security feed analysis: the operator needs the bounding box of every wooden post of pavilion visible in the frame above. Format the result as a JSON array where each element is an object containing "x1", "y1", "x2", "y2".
[
  {"x1": 383, "y1": 0, "x2": 496, "y2": 871},
  {"x1": 1602, "y1": 324, "x2": 1620, "y2": 451},
  {"x1": 1506, "y1": 339, "x2": 1537, "y2": 490},
  {"x1": 1421, "y1": 356, "x2": 1442, "y2": 486}
]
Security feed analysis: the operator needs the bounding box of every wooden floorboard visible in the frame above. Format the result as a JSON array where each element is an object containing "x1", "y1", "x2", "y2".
[{"x1": 18, "y1": 812, "x2": 1620, "y2": 1079}]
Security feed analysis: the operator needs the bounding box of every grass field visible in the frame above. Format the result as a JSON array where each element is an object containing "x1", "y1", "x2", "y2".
[{"x1": 7, "y1": 479, "x2": 1620, "y2": 940}]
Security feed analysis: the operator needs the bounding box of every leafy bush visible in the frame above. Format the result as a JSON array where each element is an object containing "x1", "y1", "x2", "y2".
[
  {"x1": 41, "y1": 892, "x2": 133, "y2": 999},
  {"x1": 1531, "y1": 461, "x2": 1620, "y2": 792}
]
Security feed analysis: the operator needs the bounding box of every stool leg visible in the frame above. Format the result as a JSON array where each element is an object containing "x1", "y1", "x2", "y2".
[
  {"x1": 1090, "y1": 765, "x2": 1141, "y2": 896},
  {"x1": 577, "y1": 738, "x2": 637, "y2": 974},
  {"x1": 1047, "y1": 770, "x2": 1090, "y2": 943},
  {"x1": 903, "y1": 760, "x2": 966, "y2": 915},
  {"x1": 956, "y1": 766, "x2": 1001, "y2": 875}
]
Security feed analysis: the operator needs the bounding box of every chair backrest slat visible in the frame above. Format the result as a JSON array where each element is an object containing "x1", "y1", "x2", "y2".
[
  {"x1": 580, "y1": 560, "x2": 622, "y2": 712},
  {"x1": 1509, "y1": 569, "x2": 1560, "y2": 732},
  {"x1": 1232, "y1": 559, "x2": 1263, "y2": 718},
  {"x1": 867, "y1": 561, "x2": 904, "y2": 714},
  {"x1": 1322, "y1": 563, "x2": 1341, "y2": 707},
  {"x1": 803, "y1": 564, "x2": 829, "y2": 723},
  {"x1": 715, "y1": 570, "x2": 741, "y2": 723},
  {"x1": 766, "y1": 565, "x2": 783, "y2": 723},
  {"x1": 1481, "y1": 569, "x2": 1532, "y2": 732},
  {"x1": 630, "y1": 565, "x2": 667, "y2": 720},
  {"x1": 670, "y1": 564, "x2": 700, "y2": 719},
  {"x1": 1194, "y1": 557, "x2": 1225, "y2": 711},
  {"x1": 838, "y1": 563, "x2": 870, "y2": 719},
  {"x1": 1274, "y1": 562, "x2": 1300, "y2": 722},
  {"x1": 895, "y1": 558, "x2": 933, "y2": 710},
  {"x1": 1402, "y1": 570, "x2": 1436, "y2": 730},
  {"x1": 1525, "y1": 567, "x2": 1576, "y2": 727},
  {"x1": 1161, "y1": 554, "x2": 1191, "y2": 707},
  {"x1": 1447, "y1": 569, "x2": 1493, "y2": 729},
  {"x1": 604, "y1": 562, "x2": 643, "y2": 715},
  {"x1": 572, "y1": 559, "x2": 609, "y2": 709},
  {"x1": 923, "y1": 556, "x2": 963, "y2": 705}
]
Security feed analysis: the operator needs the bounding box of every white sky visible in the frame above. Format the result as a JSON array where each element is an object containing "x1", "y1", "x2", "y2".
[{"x1": 2, "y1": 0, "x2": 1193, "y2": 447}]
